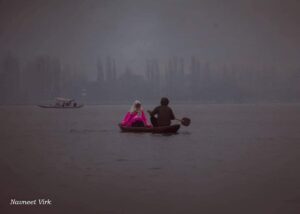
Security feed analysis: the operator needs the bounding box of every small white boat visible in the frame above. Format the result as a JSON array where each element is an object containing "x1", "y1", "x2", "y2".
[{"x1": 38, "y1": 97, "x2": 84, "y2": 109}]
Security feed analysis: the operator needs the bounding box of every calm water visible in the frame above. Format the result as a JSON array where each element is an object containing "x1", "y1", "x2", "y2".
[{"x1": 1, "y1": 104, "x2": 300, "y2": 214}]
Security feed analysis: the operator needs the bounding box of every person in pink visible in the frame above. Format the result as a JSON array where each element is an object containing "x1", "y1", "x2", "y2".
[{"x1": 121, "y1": 100, "x2": 151, "y2": 127}]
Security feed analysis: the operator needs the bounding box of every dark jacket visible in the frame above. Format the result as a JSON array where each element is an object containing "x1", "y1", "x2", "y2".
[{"x1": 150, "y1": 105, "x2": 175, "y2": 126}]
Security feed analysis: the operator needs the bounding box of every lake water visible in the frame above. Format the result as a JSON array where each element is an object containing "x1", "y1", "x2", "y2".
[{"x1": 1, "y1": 104, "x2": 300, "y2": 214}]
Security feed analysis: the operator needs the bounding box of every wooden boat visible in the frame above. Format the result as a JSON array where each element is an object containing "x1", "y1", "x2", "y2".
[
  {"x1": 38, "y1": 104, "x2": 84, "y2": 109},
  {"x1": 119, "y1": 124, "x2": 180, "y2": 133},
  {"x1": 38, "y1": 97, "x2": 83, "y2": 109}
]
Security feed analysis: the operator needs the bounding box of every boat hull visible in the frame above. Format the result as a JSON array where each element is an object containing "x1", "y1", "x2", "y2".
[
  {"x1": 38, "y1": 104, "x2": 84, "y2": 109},
  {"x1": 119, "y1": 124, "x2": 180, "y2": 133}
]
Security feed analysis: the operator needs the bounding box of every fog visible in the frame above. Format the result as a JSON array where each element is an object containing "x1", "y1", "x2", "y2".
[{"x1": 0, "y1": 0, "x2": 300, "y2": 104}]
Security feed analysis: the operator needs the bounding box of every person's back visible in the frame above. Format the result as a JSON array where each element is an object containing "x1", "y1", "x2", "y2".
[
  {"x1": 121, "y1": 100, "x2": 151, "y2": 127},
  {"x1": 149, "y1": 97, "x2": 175, "y2": 127}
]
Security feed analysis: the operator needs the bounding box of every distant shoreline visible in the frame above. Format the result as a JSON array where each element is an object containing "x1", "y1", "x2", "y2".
[{"x1": 1, "y1": 102, "x2": 300, "y2": 106}]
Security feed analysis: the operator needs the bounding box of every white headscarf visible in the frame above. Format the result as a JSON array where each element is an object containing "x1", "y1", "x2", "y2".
[{"x1": 130, "y1": 100, "x2": 143, "y2": 113}]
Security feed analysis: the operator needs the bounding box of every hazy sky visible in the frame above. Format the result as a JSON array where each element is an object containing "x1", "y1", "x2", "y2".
[{"x1": 1, "y1": 0, "x2": 300, "y2": 78}]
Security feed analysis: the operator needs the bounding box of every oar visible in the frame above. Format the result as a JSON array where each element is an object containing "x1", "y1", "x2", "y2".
[{"x1": 175, "y1": 117, "x2": 191, "y2": 126}]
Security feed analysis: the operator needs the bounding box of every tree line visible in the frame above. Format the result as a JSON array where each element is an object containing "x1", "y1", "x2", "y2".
[{"x1": 0, "y1": 54, "x2": 300, "y2": 104}]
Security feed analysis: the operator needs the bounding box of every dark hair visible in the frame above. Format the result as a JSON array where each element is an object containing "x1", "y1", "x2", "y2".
[{"x1": 160, "y1": 97, "x2": 169, "y2": 106}]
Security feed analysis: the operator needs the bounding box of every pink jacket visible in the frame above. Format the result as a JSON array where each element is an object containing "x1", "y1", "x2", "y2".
[{"x1": 121, "y1": 111, "x2": 151, "y2": 127}]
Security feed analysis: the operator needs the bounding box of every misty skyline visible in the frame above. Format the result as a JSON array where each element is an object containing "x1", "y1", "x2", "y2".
[
  {"x1": 1, "y1": 53, "x2": 299, "y2": 104},
  {"x1": 1, "y1": 0, "x2": 300, "y2": 80}
]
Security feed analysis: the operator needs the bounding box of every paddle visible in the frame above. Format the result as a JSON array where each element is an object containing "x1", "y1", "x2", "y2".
[{"x1": 175, "y1": 117, "x2": 191, "y2": 126}]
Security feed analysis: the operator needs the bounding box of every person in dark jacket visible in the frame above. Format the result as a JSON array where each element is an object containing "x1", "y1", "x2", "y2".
[{"x1": 148, "y1": 97, "x2": 175, "y2": 127}]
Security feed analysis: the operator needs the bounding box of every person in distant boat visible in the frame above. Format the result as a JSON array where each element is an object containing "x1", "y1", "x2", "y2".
[
  {"x1": 148, "y1": 97, "x2": 175, "y2": 127},
  {"x1": 121, "y1": 100, "x2": 151, "y2": 127}
]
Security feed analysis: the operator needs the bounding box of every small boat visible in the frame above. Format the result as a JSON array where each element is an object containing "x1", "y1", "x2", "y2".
[
  {"x1": 38, "y1": 97, "x2": 83, "y2": 109},
  {"x1": 38, "y1": 104, "x2": 84, "y2": 109},
  {"x1": 119, "y1": 124, "x2": 180, "y2": 133}
]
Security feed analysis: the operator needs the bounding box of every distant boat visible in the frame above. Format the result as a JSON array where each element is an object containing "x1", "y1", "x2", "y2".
[
  {"x1": 38, "y1": 104, "x2": 84, "y2": 109},
  {"x1": 38, "y1": 97, "x2": 84, "y2": 109}
]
